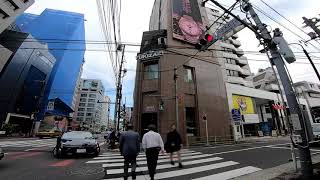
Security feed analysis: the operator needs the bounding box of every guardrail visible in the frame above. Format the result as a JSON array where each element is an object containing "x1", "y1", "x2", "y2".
[{"x1": 187, "y1": 135, "x2": 235, "y2": 146}]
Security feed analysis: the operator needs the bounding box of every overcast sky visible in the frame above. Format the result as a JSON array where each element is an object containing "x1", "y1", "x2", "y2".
[{"x1": 25, "y1": 0, "x2": 320, "y2": 114}]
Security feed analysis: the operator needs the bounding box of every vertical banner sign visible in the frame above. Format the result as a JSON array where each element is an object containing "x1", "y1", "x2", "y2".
[{"x1": 172, "y1": 0, "x2": 205, "y2": 44}]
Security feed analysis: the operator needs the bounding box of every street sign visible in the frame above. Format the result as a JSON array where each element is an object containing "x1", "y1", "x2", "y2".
[
  {"x1": 231, "y1": 108, "x2": 241, "y2": 121},
  {"x1": 202, "y1": 112, "x2": 207, "y2": 121},
  {"x1": 215, "y1": 17, "x2": 245, "y2": 41},
  {"x1": 47, "y1": 101, "x2": 54, "y2": 111}
]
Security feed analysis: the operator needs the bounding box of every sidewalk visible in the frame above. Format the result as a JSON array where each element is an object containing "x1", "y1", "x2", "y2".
[
  {"x1": 232, "y1": 154, "x2": 320, "y2": 180},
  {"x1": 239, "y1": 136, "x2": 290, "y2": 143}
]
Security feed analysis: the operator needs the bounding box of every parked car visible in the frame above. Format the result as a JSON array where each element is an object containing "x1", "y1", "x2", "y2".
[
  {"x1": 36, "y1": 128, "x2": 63, "y2": 138},
  {"x1": 59, "y1": 131, "x2": 100, "y2": 157},
  {"x1": 0, "y1": 148, "x2": 4, "y2": 160}
]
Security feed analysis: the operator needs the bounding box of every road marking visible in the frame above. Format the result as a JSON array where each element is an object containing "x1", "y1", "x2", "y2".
[
  {"x1": 49, "y1": 159, "x2": 74, "y2": 167},
  {"x1": 201, "y1": 143, "x2": 290, "y2": 156},
  {"x1": 108, "y1": 161, "x2": 239, "y2": 180},
  {"x1": 101, "y1": 150, "x2": 194, "y2": 157},
  {"x1": 99, "y1": 153, "x2": 214, "y2": 167},
  {"x1": 193, "y1": 166, "x2": 262, "y2": 180},
  {"x1": 95, "y1": 151, "x2": 199, "y2": 160},
  {"x1": 10, "y1": 152, "x2": 42, "y2": 160},
  {"x1": 99, "y1": 142, "x2": 106, "y2": 146},
  {"x1": 107, "y1": 157, "x2": 223, "y2": 175}
]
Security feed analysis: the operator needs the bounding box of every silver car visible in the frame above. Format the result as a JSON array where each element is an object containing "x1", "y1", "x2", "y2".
[
  {"x1": 59, "y1": 131, "x2": 100, "y2": 157},
  {"x1": 0, "y1": 148, "x2": 4, "y2": 160}
]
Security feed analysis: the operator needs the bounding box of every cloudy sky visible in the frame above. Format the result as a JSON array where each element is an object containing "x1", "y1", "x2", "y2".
[{"x1": 25, "y1": 0, "x2": 320, "y2": 113}]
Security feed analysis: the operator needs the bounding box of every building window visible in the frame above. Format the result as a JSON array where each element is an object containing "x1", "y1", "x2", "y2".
[
  {"x1": 310, "y1": 84, "x2": 315, "y2": 88},
  {"x1": 79, "y1": 103, "x2": 86, "y2": 107},
  {"x1": 87, "y1": 108, "x2": 94, "y2": 112},
  {"x1": 78, "y1": 108, "x2": 85, "y2": 111},
  {"x1": 89, "y1": 94, "x2": 96, "y2": 98},
  {"x1": 80, "y1": 94, "x2": 87, "y2": 97},
  {"x1": 86, "y1": 118, "x2": 92, "y2": 121},
  {"x1": 77, "y1": 112, "x2": 84, "y2": 116},
  {"x1": 76, "y1": 117, "x2": 83, "y2": 121},
  {"x1": 80, "y1": 98, "x2": 86, "y2": 102},
  {"x1": 144, "y1": 62, "x2": 159, "y2": 80},
  {"x1": 0, "y1": 9, "x2": 9, "y2": 19},
  {"x1": 4, "y1": 0, "x2": 19, "y2": 10},
  {"x1": 87, "y1": 103, "x2": 95, "y2": 107},
  {"x1": 184, "y1": 66, "x2": 194, "y2": 83},
  {"x1": 265, "y1": 106, "x2": 271, "y2": 113},
  {"x1": 88, "y1": 99, "x2": 95, "y2": 103},
  {"x1": 86, "y1": 113, "x2": 93, "y2": 116}
]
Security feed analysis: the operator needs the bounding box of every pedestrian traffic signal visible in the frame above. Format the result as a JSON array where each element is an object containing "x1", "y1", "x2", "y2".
[{"x1": 195, "y1": 34, "x2": 214, "y2": 50}]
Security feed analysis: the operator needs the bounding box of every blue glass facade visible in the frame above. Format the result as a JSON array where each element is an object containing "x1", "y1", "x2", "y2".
[{"x1": 15, "y1": 9, "x2": 85, "y2": 119}]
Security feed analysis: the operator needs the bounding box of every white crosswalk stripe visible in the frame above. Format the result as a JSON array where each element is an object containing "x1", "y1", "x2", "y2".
[
  {"x1": 84, "y1": 149, "x2": 262, "y2": 180},
  {"x1": 0, "y1": 139, "x2": 57, "y2": 148}
]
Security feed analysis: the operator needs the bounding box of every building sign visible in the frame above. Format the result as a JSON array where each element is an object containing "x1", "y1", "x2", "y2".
[
  {"x1": 145, "y1": 105, "x2": 156, "y2": 112},
  {"x1": 47, "y1": 101, "x2": 54, "y2": 111},
  {"x1": 136, "y1": 50, "x2": 164, "y2": 61},
  {"x1": 172, "y1": 0, "x2": 205, "y2": 44},
  {"x1": 232, "y1": 95, "x2": 255, "y2": 114},
  {"x1": 272, "y1": 104, "x2": 285, "y2": 110}
]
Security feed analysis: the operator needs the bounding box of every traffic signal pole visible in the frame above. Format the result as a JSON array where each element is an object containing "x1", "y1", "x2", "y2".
[{"x1": 207, "y1": 0, "x2": 313, "y2": 178}]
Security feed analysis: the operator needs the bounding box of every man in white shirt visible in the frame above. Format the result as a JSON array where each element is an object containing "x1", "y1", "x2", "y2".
[{"x1": 142, "y1": 124, "x2": 164, "y2": 180}]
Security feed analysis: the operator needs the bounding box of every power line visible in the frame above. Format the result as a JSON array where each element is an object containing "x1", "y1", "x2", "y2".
[{"x1": 251, "y1": 4, "x2": 320, "y2": 52}]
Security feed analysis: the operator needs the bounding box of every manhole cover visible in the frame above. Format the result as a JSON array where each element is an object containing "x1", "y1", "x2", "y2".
[{"x1": 67, "y1": 166, "x2": 104, "y2": 176}]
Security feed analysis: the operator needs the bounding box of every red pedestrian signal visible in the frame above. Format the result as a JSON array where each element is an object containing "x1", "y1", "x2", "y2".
[{"x1": 205, "y1": 34, "x2": 213, "y2": 42}]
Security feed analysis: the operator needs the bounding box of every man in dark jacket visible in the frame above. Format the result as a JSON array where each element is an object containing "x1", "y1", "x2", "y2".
[{"x1": 119, "y1": 124, "x2": 140, "y2": 180}]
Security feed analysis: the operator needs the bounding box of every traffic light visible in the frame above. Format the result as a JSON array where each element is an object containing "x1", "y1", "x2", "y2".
[{"x1": 195, "y1": 34, "x2": 214, "y2": 50}]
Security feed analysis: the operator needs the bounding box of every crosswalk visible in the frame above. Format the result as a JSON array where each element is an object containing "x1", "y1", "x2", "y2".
[
  {"x1": 0, "y1": 139, "x2": 57, "y2": 148},
  {"x1": 85, "y1": 149, "x2": 262, "y2": 180}
]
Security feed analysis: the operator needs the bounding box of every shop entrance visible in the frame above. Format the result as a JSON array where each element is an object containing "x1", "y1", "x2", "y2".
[{"x1": 141, "y1": 113, "x2": 157, "y2": 136}]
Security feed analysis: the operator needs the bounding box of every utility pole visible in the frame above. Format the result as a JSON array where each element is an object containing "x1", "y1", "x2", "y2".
[
  {"x1": 114, "y1": 44, "x2": 126, "y2": 131},
  {"x1": 174, "y1": 67, "x2": 179, "y2": 131},
  {"x1": 303, "y1": 16, "x2": 320, "y2": 39},
  {"x1": 206, "y1": 0, "x2": 313, "y2": 178}
]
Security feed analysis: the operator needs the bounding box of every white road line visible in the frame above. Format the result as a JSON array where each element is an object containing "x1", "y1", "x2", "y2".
[
  {"x1": 204, "y1": 143, "x2": 291, "y2": 157},
  {"x1": 107, "y1": 157, "x2": 223, "y2": 175},
  {"x1": 99, "y1": 142, "x2": 106, "y2": 146},
  {"x1": 106, "y1": 161, "x2": 239, "y2": 180},
  {"x1": 193, "y1": 166, "x2": 262, "y2": 180},
  {"x1": 267, "y1": 146, "x2": 320, "y2": 152},
  {"x1": 101, "y1": 150, "x2": 194, "y2": 156},
  {"x1": 96, "y1": 154, "x2": 214, "y2": 167},
  {"x1": 95, "y1": 152, "x2": 200, "y2": 160}
]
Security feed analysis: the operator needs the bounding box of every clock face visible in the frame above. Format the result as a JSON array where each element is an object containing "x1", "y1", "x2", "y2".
[{"x1": 178, "y1": 16, "x2": 202, "y2": 36}]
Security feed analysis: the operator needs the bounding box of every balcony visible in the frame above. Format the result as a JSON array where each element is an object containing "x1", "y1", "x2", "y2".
[
  {"x1": 225, "y1": 63, "x2": 251, "y2": 76},
  {"x1": 219, "y1": 41, "x2": 236, "y2": 51},
  {"x1": 227, "y1": 76, "x2": 253, "y2": 87},
  {"x1": 235, "y1": 48, "x2": 245, "y2": 56},
  {"x1": 231, "y1": 34, "x2": 239, "y2": 39},
  {"x1": 229, "y1": 39, "x2": 241, "y2": 48},
  {"x1": 237, "y1": 56, "x2": 248, "y2": 66},
  {"x1": 222, "y1": 52, "x2": 239, "y2": 60}
]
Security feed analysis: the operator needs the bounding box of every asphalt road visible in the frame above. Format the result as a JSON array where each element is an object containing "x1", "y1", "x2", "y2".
[{"x1": 0, "y1": 137, "x2": 319, "y2": 180}]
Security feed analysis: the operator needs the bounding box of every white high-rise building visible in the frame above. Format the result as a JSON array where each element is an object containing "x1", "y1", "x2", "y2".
[
  {"x1": 73, "y1": 79, "x2": 105, "y2": 132},
  {"x1": 0, "y1": 0, "x2": 34, "y2": 34},
  {"x1": 100, "y1": 96, "x2": 110, "y2": 130},
  {"x1": 205, "y1": 8, "x2": 253, "y2": 87}
]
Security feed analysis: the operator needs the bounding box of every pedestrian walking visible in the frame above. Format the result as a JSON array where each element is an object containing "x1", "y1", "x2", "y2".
[
  {"x1": 109, "y1": 129, "x2": 116, "y2": 149},
  {"x1": 119, "y1": 124, "x2": 140, "y2": 180},
  {"x1": 142, "y1": 124, "x2": 164, "y2": 180},
  {"x1": 165, "y1": 124, "x2": 183, "y2": 168}
]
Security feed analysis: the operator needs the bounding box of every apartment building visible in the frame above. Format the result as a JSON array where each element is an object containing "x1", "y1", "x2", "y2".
[{"x1": 73, "y1": 79, "x2": 105, "y2": 132}]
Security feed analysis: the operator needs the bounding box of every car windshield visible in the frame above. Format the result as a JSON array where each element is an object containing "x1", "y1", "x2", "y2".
[{"x1": 62, "y1": 132, "x2": 93, "y2": 139}]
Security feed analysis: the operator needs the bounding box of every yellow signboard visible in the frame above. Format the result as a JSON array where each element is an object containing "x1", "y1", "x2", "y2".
[{"x1": 232, "y1": 95, "x2": 255, "y2": 114}]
